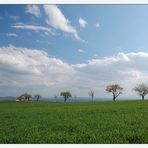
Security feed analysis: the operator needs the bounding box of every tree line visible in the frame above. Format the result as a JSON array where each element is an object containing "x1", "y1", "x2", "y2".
[{"x1": 17, "y1": 83, "x2": 148, "y2": 102}]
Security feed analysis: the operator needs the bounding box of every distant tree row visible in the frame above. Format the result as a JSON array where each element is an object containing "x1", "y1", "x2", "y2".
[
  {"x1": 17, "y1": 83, "x2": 148, "y2": 102},
  {"x1": 105, "y1": 83, "x2": 148, "y2": 101},
  {"x1": 82, "y1": 83, "x2": 148, "y2": 102},
  {"x1": 106, "y1": 83, "x2": 148, "y2": 101},
  {"x1": 17, "y1": 93, "x2": 42, "y2": 102},
  {"x1": 17, "y1": 92, "x2": 72, "y2": 102}
]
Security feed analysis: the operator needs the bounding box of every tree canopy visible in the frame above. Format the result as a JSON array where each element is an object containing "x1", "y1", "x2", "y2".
[
  {"x1": 106, "y1": 84, "x2": 123, "y2": 101},
  {"x1": 17, "y1": 93, "x2": 32, "y2": 101},
  {"x1": 133, "y1": 83, "x2": 148, "y2": 100},
  {"x1": 60, "y1": 91, "x2": 72, "y2": 102},
  {"x1": 34, "y1": 94, "x2": 42, "y2": 101}
]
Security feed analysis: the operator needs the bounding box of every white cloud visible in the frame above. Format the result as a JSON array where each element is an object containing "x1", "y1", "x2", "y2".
[
  {"x1": 9, "y1": 15, "x2": 20, "y2": 21},
  {"x1": 73, "y1": 52, "x2": 148, "y2": 97},
  {"x1": 87, "y1": 52, "x2": 130, "y2": 66},
  {"x1": 78, "y1": 17, "x2": 87, "y2": 28},
  {"x1": 0, "y1": 45, "x2": 75, "y2": 96},
  {"x1": 1, "y1": 45, "x2": 148, "y2": 98},
  {"x1": 26, "y1": 5, "x2": 41, "y2": 17},
  {"x1": 11, "y1": 23, "x2": 54, "y2": 35},
  {"x1": 78, "y1": 49, "x2": 85, "y2": 53},
  {"x1": 43, "y1": 5, "x2": 82, "y2": 41},
  {"x1": 94, "y1": 54, "x2": 98, "y2": 57},
  {"x1": 95, "y1": 23, "x2": 100, "y2": 28},
  {"x1": 6, "y1": 33, "x2": 18, "y2": 37},
  {"x1": 44, "y1": 31, "x2": 51, "y2": 36}
]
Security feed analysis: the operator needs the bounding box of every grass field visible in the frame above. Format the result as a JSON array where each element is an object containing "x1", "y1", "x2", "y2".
[{"x1": 0, "y1": 100, "x2": 148, "y2": 144}]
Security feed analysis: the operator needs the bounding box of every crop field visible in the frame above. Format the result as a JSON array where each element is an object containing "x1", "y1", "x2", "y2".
[{"x1": 0, "y1": 100, "x2": 148, "y2": 144}]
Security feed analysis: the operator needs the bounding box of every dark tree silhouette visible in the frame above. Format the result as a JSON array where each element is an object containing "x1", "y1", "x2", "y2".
[
  {"x1": 106, "y1": 84, "x2": 123, "y2": 101},
  {"x1": 133, "y1": 83, "x2": 148, "y2": 100},
  {"x1": 88, "y1": 90, "x2": 95, "y2": 102},
  {"x1": 60, "y1": 91, "x2": 72, "y2": 102},
  {"x1": 34, "y1": 94, "x2": 42, "y2": 101}
]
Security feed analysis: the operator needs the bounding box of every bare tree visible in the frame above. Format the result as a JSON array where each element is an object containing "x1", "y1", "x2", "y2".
[
  {"x1": 34, "y1": 94, "x2": 42, "y2": 101},
  {"x1": 73, "y1": 95, "x2": 77, "y2": 102},
  {"x1": 60, "y1": 91, "x2": 72, "y2": 102},
  {"x1": 106, "y1": 84, "x2": 123, "y2": 101},
  {"x1": 133, "y1": 83, "x2": 148, "y2": 100},
  {"x1": 88, "y1": 90, "x2": 95, "y2": 102},
  {"x1": 54, "y1": 95, "x2": 58, "y2": 102}
]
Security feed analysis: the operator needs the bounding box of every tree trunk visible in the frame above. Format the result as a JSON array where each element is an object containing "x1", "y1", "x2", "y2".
[
  {"x1": 64, "y1": 97, "x2": 67, "y2": 102},
  {"x1": 113, "y1": 94, "x2": 116, "y2": 101},
  {"x1": 142, "y1": 95, "x2": 144, "y2": 100},
  {"x1": 92, "y1": 97, "x2": 93, "y2": 102}
]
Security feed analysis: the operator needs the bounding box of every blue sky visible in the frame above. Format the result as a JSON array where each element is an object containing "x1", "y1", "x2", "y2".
[
  {"x1": 1, "y1": 5, "x2": 148, "y2": 63},
  {"x1": 1, "y1": 4, "x2": 148, "y2": 99}
]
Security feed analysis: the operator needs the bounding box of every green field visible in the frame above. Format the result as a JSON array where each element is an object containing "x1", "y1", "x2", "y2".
[{"x1": 0, "y1": 100, "x2": 148, "y2": 144}]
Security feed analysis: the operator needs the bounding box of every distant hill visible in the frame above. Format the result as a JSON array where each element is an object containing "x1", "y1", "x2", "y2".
[
  {"x1": 0, "y1": 96, "x2": 140, "y2": 101},
  {"x1": 0, "y1": 96, "x2": 16, "y2": 100}
]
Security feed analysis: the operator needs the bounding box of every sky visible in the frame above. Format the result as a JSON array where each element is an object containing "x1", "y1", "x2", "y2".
[{"x1": 1, "y1": 4, "x2": 148, "y2": 99}]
